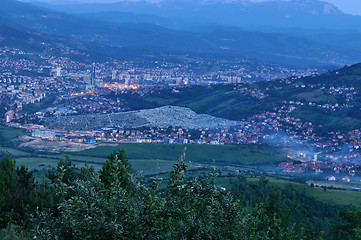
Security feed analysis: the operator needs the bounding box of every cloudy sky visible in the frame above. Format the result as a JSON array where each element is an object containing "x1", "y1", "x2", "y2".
[{"x1": 21, "y1": 0, "x2": 361, "y2": 16}]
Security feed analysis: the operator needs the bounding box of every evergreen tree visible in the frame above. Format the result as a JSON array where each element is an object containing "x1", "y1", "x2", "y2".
[
  {"x1": 99, "y1": 150, "x2": 133, "y2": 191},
  {"x1": 0, "y1": 155, "x2": 16, "y2": 228}
]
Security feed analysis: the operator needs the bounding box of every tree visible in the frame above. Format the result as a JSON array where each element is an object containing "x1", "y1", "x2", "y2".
[
  {"x1": 9, "y1": 150, "x2": 330, "y2": 239},
  {"x1": 47, "y1": 154, "x2": 78, "y2": 186},
  {"x1": 99, "y1": 150, "x2": 133, "y2": 191},
  {"x1": 0, "y1": 155, "x2": 16, "y2": 228},
  {"x1": 333, "y1": 207, "x2": 361, "y2": 240}
]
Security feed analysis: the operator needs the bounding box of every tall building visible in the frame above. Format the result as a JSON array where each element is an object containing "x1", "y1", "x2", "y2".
[
  {"x1": 5, "y1": 110, "x2": 14, "y2": 123},
  {"x1": 112, "y1": 70, "x2": 117, "y2": 80},
  {"x1": 56, "y1": 67, "x2": 61, "y2": 77},
  {"x1": 91, "y1": 63, "x2": 96, "y2": 85}
]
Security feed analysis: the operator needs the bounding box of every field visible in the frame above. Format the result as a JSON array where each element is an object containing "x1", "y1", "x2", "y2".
[
  {"x1": 0, "y1": 147, "x2": 30, "y2": 157},
  {"x1": 216, "y1": 176, "x2": 361, "y2": 207},
  {"x1": 74, "y1": 143, "x2": 285, "y2": 165},
  {"x1": 0, "y1": 124, "x2": 28, "y2": 146},
  {"x1": 9, "y1": 142, "x2": 285, "y2": 176},
  {"x1": 266, "y1": 177, "x2": 361, "y2": 207},
  {"x1": 289, "y1": 105, "x2": 361, "y2": 135}
]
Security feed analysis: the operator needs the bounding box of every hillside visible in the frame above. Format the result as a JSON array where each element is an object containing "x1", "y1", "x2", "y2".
[
  {"x1": 34, "y1": 0, "x2": 361, "y2": 61},
  {"x1": 105, "y1": 63, "x2": 361, "y2": 136},
  {"x1": 0, "y1": 16, "x2": 170, "y2": 62},
  {"x1": 0, "y1": 0, "x2": 360, "y2": 67}
]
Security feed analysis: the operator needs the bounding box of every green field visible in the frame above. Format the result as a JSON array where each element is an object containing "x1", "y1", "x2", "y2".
[
  {"x1": 74, "y1": 143, "x2": 285, "y2": 166},
  {"x1": 216, "y1": 176, "x2": 361, "y2": 207},
  {"x1": 265, "y1": 177, "x2": 361, "y2": 207},
  {"x1": 290, "y1": 105, "x2": 361, "y2": 135},
  {"x1": 0, "y1": 147, "x2": 30, "y2": 157},
  {"x1": 0, "y1": 124, "x2": 28, "y2": 145},
  {"x1": 10, "y1": 142, "x2": 285, "y2": 176}
]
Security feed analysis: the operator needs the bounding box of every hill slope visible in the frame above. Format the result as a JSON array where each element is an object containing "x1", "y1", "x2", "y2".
[
  {"x1": 110, "y1": 63, "x2": 361, "y2": 135},
  {"x1": 1, "y1": 0, "x2": 360, "y2": 67}
]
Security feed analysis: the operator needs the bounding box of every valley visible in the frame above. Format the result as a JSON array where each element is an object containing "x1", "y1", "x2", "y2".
[{"x1": 1, "y1": 0, "x2": 361, "y2": 238}]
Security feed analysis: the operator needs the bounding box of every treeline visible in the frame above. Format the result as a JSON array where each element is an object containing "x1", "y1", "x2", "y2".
[{"x1": 0, "y1": 151, "x2": 360, "y2": 239}]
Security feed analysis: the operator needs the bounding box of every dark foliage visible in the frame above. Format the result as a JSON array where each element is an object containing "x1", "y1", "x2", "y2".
[{"x1": 0, "y1": 152, "x2": 358, "y2": 239}]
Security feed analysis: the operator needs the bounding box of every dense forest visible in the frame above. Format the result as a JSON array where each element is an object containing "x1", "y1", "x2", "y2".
[{"x1": 0, "y1": 150, "x2": 360, "y2": 239}]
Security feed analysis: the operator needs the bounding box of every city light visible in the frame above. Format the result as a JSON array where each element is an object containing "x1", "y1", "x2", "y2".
[
  {"x1": 103, "y1": 83, "x2": 138, "y2": 90},
  {"x1": 70, "y1": 90, "x2": 98, "y2": 96}
]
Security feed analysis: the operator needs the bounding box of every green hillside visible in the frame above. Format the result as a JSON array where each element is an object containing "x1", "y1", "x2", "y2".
[{"x1": 113, "y1": 63, "x2": 361, "y2": 135}]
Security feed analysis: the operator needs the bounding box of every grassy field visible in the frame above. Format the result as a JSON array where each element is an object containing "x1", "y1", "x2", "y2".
[
  {"x1": 73, "y1": 143, "x2": 286, "y2": 166},
  {"x1": 4, "y1": 139, "x2": 286, "y2": 178},
  {"x1": 290, "y1": 105, "x2": 361, "y2": 135},
  {"x1": 16, "y1": 157, "x2": 60, "y2": 170},
  {"x1": 0, "y1": 147, "x2": 30, "y2": 157},
  {"x1": 216, "y1": 176, "x2": 361, "y2": 207},
  {"x1": 264, "y1": 177, "x2": 361, "y2": 207},
  {"x1": 0, "y1": 124, "x2": 28, "y2": 146},
  {"x1": 16, "y1": 155, "x2": 199, "y2": 175}
]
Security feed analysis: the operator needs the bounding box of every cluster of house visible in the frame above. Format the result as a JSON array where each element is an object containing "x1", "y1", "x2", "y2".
[
  {"x1": 31, "y1": 129, "x2": 96, "y2": 144},
  {"x1": 28, "y1": 123, "x2": 267, "y2": 146},
  {"x1": 278, "y1": 159, "x2": 359, "y2": 182},
  {"x1": 237, "y1": 87, "x2": 269, "y2": 99}
]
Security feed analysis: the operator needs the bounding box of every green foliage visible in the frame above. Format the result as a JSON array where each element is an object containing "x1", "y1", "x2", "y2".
[
  {"x1": 228, "y1": 175, "x2": 338, "y2": 236},
  {"x1": 47, "y1": 154, "x2": 78, "y2": 186},
  {"x1": 29, "y1": 151, "x2": 324, "y2": 239},
  {"x1": 0, "y1": 225, "x2": 32, "y2": 240},
  {"x1": 0, "y1": 155, "x2": 55, "y2": 232},
  {"x1": 0, "y1": 155, "x2": 17, "y2": 228},
  {"x1": 99, "y1": 150, "x2": 133, "y2": 191},
  {"x1": 331, "y1": 207, "x2": 361, "y2": 240},
  {"x1": 0, "y1": 151, "x2": 358, "y2": 239}
]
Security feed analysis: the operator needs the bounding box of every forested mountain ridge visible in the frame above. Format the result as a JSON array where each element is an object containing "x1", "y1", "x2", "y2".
[
  {"x1": 0, "y1": 15, "x2": 172, "y2": 62},
  {"x1": 34, "y1": 0, "x2": 361, "y2": 31},
  {"x1": 1, "y1": 0, "x2": 360, "y2": 67}
]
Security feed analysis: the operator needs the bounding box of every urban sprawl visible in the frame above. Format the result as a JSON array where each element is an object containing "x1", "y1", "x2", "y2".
[{"x1": 1, "y1": 46, "x2": 361, "y2": 183}]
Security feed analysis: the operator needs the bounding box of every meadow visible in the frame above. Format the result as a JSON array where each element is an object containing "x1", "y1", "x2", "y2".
[{"x1": 216, "y1": 175, "x2": 361, "y2": 207}]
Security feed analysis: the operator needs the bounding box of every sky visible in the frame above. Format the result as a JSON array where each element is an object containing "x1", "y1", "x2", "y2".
[
  {"x1": 21, "y1": 0, "x2": 361, "y2": 16},
  {"x1": 326, "y1": 0, "x2": 361, "y2": 15}
]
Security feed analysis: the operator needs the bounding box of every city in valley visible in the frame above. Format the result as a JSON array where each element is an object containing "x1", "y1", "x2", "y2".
[
  {"x1": 3, "y1": 0, "x2": 361, "y2": 238},
  {"x1": 1, "y1": 45, "x2": 361, "y2": 184}
]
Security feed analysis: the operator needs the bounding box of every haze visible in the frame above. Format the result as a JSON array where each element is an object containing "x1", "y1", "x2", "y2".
[{"x1": 19, "y1": 0, "x2": 361, "y2": 16}]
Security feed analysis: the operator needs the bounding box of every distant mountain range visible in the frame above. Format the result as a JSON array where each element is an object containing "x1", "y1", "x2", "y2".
[
  {"x1": 0, "y1": 15, "x2": 164, "y2": 63},
  {"x1": 1, "y1": 0, "x2": 361, "y2": 67},
  {"x1": 32, "y1": 0, "x2": 361, "y2": 31}
]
